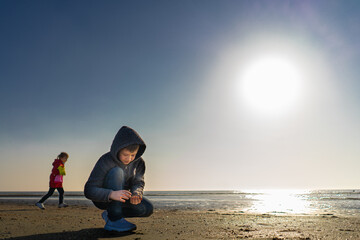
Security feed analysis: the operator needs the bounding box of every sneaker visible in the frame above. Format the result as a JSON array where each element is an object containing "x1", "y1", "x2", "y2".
[
  {"x1": 35, "y1": 202, "x2": 45, "y2": 210},
  {"x1": 104, "y1": 218, "x2": 137, "y2": 232},
  {"x1": 58, "y1": 203, "x2": 69, "y2": 208},
  {"x1": 102, "y1": 211, "x2": 108, "y2": 223}
]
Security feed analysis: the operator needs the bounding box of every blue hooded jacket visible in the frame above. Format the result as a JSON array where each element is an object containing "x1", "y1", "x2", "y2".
[{"x1": 84, "y1": 126, "x2": 146, "y2": 202}]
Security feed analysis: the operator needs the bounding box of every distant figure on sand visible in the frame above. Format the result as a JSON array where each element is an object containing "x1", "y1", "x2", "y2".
[
  {"x1": 84, "y1": 126, "x2": 153, "y2": 232},
  {"x1": 35, "y1": 152, "x2": 69, "y2": 210}
]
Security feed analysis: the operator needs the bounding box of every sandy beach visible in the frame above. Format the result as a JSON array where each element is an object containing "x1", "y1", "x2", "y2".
[{"x1": 1, "y1": 202, "x2": 360, "y2": 240}]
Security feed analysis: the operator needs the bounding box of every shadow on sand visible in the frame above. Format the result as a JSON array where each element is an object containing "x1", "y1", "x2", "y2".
[
  {"x1": 0, "y1": 209, "x2": 37, "y2": 213},
  {"x1": 4, "y1": 228, "x2": 137, "y2": 240}
]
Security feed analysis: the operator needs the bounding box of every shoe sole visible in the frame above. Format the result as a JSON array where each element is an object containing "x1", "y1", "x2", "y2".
[{"x1": 104, "y1": 225, "x2": 136, "y2": 232}]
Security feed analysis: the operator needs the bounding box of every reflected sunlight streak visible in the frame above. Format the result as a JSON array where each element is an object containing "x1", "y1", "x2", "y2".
[{"x1": 245, "y1": 190, "x2": 311, "y2": 214}]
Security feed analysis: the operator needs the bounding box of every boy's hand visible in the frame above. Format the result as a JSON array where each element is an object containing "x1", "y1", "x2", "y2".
[
  {"x1": 130, "y1": 195, "x2": 142, "y2": 205},
  {"x1": 109, "y1": 190, "x2": 131, "y2": 202}
]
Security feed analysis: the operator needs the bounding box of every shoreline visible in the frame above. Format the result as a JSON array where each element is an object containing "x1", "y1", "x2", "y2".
[{"x1": 1, "y1": 202, "x2": 360, "y2": 239}]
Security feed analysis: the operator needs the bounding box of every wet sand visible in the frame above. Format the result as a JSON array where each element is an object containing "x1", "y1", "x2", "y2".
[{"x1": 1, "y1": 202, "x2": 360, "y2": 239}]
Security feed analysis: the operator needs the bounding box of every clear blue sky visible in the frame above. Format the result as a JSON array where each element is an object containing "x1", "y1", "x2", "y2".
[{"x1": 1, "y1": 0, "x2": 359, "y2": 191}]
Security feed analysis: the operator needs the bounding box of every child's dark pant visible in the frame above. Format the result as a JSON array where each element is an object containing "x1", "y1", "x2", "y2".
[
  {"x1": 39, "y1": 187, "x2": 64, "y2": 204},
  {"x1": 93, "y1": 167, "x2": 153, "y2": 221}
]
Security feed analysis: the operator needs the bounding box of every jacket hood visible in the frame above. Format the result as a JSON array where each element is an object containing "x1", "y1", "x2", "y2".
[
  {"x1": 52, "y1": 159, "x2": 62, "y2": 166},
  {"x1": 110, "y1": 126, "x2": 146, "y2": 162}
]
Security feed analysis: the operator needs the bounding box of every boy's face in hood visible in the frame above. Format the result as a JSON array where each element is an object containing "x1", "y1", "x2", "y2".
[
  {"x1": 110, "y1": 126, "x2": 146, "y2": 162},
  {"x1": 118, "y1": 148, "x2": 138, "y2": 165}
]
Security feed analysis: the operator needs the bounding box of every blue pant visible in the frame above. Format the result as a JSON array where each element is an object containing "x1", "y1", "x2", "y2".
[{"x1": 93, "y1": 167, "x2": 153, "y2": 221}]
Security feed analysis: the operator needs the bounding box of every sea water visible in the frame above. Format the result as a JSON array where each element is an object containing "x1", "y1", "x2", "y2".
[{"x1": 1, "y1": 190, "x2": 359, "y2": 216}]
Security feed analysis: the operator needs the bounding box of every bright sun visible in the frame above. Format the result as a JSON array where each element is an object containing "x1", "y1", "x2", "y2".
[{"x1": 240, "y1": 56, "x2": 302, "y2": 116}]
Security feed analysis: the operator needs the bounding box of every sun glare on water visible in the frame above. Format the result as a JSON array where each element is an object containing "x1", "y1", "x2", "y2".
[
  {"x1": 245, "y1": 190, "x2": 312, "y2": 214},
  {"x1": 239, "y1": 56, "x2": 303, "y2": 116}
]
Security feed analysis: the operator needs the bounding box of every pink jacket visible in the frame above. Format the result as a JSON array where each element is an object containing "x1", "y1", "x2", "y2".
[{"x1": 49, "y1": 159, "x2": 65, "y2": 188}]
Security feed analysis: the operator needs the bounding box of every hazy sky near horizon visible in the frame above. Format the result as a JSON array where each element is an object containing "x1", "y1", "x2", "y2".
[{"x1": 1, "y1": 0, "x2": 359, "y2": 191}]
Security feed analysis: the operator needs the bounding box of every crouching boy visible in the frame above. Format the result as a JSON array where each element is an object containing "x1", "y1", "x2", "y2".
[{"x1": 84, "y1": 126, "x2": 153, "y2": 232}]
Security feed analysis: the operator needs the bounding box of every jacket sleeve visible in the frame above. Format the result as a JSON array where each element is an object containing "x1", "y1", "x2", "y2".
[
  {"x1": 131, "y1": 159, "x2": 145, "y2": 198},
  {"x1": 84, "y1": 158, "x2": 112, "y2": 202}
]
